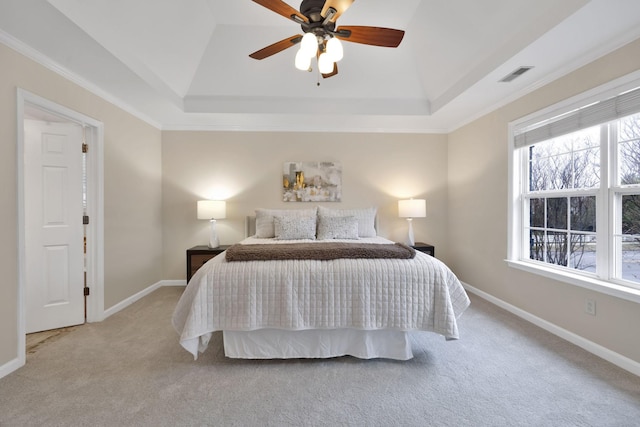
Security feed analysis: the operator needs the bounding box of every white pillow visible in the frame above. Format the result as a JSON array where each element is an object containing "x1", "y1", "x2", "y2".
[
  {"x1": 274, "y1": 216, "x2": 317, "y2": 240},
  {"x1": 317, "y1": 206, "x2": 377, "y2": 237},
  {"x1": 255, "y1": 208, "x2": 317, "y2": 238},
  {"x1": 316, "y1": 216, "x2": 359, "y2": 240}
]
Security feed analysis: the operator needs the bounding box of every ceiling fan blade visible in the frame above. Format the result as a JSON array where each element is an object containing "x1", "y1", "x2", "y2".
[
  {"x1": 321, "y1": 0, "x2": 354, "y2": 23},
  {"x1": 335, "y1": 25, "x2": 405, "y2": 47},
  {"x1": 252, "y1": 0, "x2": 308, "y2": 23},
  {"x1": 249, "y1": 35, "x2": 303, "y2": 60},
  {"x1": 322, "y1": 62, "x2": 338, "y2": 79}
]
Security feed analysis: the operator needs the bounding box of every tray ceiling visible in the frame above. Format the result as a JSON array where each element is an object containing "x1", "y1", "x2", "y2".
[{"x1": 2, "y1": 0, "x2": 640, "y2": 132}]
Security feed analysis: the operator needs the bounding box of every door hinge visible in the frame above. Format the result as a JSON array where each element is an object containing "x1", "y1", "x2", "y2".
[
  {"x1": 83, "y1": 215, "x2": 89, "y2": 225},
  {"x1": 84, "y1": 287, "x2": 90, "y2": 296},
  {"x1": 82, "y1": 143, "x2": 88, "y2": 153}
]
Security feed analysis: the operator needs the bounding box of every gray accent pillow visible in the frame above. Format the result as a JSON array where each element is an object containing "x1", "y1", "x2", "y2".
[
  {"x1": 316, "y1": 215, "x2": 359, "y2": 240},
  {"x1": 255, "y1": 207, "x2": 317, "y2": 238},
  {"x1": 274, "y1": 215, "x2": 317, "y2": 240},
  {"x1": 317, "y1": 206, "x2": 377, "y2": 237}
]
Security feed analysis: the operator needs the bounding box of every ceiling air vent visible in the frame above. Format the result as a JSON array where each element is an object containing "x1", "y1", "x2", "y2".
[{"x1": 499, "y1": 66, "x2": 534, "y2": 83}]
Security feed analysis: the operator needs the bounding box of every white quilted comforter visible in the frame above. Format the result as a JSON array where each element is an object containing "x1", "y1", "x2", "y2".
[{"x1": 172, "y1": 237, "x2": 470, "y2": 359}]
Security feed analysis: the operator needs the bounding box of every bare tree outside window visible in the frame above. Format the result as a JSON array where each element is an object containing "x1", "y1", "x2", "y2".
[
  {"x1": 618, "y1": 113, "x2": 640, "y2": 282},
  {"x1": 619, "y1": 113, "x2": 640, "y2": 186},
  {"x1": 527, "y1": 127, "x2": 599, "y2": 272}
]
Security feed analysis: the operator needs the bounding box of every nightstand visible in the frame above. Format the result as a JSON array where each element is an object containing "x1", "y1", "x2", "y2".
[
  {"x1": 186, "y1": 245, "x2": 230, "y2": 281},
  {"x1": 412, "y1": 242, "x2": 435, "y2": 257}
]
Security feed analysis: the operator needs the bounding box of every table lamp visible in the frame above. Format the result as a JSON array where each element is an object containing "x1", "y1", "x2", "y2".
[
  {"x1": 197, "y1": 200, "x2": 226, "y2": 248},
  {"x1": 398, "y1": 198, "x2": 426, "y2": 246}
]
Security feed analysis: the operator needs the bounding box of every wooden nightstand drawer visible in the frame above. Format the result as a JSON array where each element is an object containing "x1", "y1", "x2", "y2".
[
  {"x1": 412, "y1": 242, "x2": 435, "y2": 257},
  {"x1": 189, "y1": 254, "x2": 216, "y2": 276},
  {"x1": 186, "y1": 245, "x2": 230, "y2": 281}
]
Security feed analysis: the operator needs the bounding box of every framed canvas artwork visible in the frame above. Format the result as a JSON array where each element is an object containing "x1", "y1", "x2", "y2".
[{"x1": 283, "y1": 162, "x2": 342, "y2": 202}]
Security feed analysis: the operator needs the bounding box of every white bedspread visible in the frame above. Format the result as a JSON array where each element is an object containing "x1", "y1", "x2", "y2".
[{"x1": 172, "y1": 237, "x2": 470, "y2": 359}]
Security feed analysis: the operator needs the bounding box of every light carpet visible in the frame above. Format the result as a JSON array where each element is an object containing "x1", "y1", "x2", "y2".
[{"x1": 0, "y1": 287, "x2": 639, "y2": 426}]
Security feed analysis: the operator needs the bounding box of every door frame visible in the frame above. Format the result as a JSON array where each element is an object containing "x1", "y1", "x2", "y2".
[{"x1": 16, "y1": 88, "x2": 104, "y2": 364}]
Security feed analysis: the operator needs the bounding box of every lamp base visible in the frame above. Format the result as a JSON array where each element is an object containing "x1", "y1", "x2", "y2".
[
  {"x1": 209, "y1": 219, "x2": 220, "y2": 249},
  {"x1": 405, "y1": 218, "x2": 415, "y2": 246}
]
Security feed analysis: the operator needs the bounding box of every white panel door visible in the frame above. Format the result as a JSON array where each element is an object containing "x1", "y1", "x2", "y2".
[{"x1": 24, "y1": 120, "x2": 85, "y2": 333}]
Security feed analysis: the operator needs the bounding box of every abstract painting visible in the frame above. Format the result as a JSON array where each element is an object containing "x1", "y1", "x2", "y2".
[{"x1": 282, "y1": 162, "x2": 342, "y2": 202}]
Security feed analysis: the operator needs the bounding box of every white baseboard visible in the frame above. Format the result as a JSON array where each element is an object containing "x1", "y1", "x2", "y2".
[
  {"x1": 2, "y1": 280, "x2": 187, "y2": 380},
  {"x1": 0, "y1": 356, "x2": 24, "y2": 380},
  {"x1": 8, "y1": 279, "x2": 634, "y2": 379},
  {"x1": 103, "y1": 280, "x2": 186, "y2": 319},
  {"x1": 163, "y1": 279, "x2": 187, "y2": 287},
  {"x1": 463, "y1": 282, "x2": 640, "y2": 377}
]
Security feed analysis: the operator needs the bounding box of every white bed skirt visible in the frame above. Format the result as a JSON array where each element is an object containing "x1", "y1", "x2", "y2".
[{"x1": 223, "y1": 329, "x2": 414, "y2": 360}]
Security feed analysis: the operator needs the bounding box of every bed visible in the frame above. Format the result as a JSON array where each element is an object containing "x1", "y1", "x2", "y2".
[{"x1": 172, "y1": 207, "x2": 470, "y2": 360}]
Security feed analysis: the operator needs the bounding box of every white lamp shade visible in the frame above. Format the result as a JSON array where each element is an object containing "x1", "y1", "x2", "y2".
[
  {"x1": 197, "y1": 200, "x2": 226, "y2": 219},
  {"x1": 295, "y1": 48, "x2": 312, "y2": 70},
  {"x1": 318, "y1": 52, "x2": 334, "y2": 74},
  {"x1": 398, "y1": 199, "x2": 426, "y2": 218}
]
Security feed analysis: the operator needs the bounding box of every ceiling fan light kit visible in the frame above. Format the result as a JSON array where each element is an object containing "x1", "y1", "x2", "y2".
[
  {"x1": 250, "y1": 0, "x2": 405, "y2": 79},
  {"x1": 294, "y1": 31, "x2": 342, "y2": 72}
]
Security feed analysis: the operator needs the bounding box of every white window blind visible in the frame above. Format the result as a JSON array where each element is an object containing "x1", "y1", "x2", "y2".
[{"x1": 514, "y1": 86, "x2": 640, "y2": 148}]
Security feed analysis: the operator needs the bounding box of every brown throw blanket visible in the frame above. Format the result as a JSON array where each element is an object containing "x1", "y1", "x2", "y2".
[{"x1": 225, "y1": 242, "x2": 416, "y2": 262}]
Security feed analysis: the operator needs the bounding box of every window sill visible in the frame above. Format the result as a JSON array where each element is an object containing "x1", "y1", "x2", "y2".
[{"x1": 506, "y1": 259, "x2": 640, "y2": 304}]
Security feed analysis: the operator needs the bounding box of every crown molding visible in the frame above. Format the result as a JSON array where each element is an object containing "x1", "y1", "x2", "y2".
[{"x1": 0, "y1": 29, "x2": 162, "y2": 129}]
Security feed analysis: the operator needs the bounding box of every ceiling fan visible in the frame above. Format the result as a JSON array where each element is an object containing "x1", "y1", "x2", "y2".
[{"x1": 249, "y1": 0, "x2": 405, "y2": 78}]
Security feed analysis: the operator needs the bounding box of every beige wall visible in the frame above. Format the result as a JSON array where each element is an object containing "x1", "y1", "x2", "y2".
[
  {"x1": 448, "y1": 38, "x2": 640, "y2": 363},
  {"x1": 162, "y1": 131, "x2": 449, "y2": 279},
  {"x1": 0, "y1": 43, "x2": 163, "y2": 368},
  {"x1": 102, "y1": 115, "x2": 163, "y2": 308}
]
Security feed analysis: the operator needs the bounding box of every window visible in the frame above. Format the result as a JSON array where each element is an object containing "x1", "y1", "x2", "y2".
[
  {"x1": 510, "y1": 79, "x2": 640, "y2": 297},
  {"x1": 526, "y1": 127, "x2": 599, "y2": 274}
]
